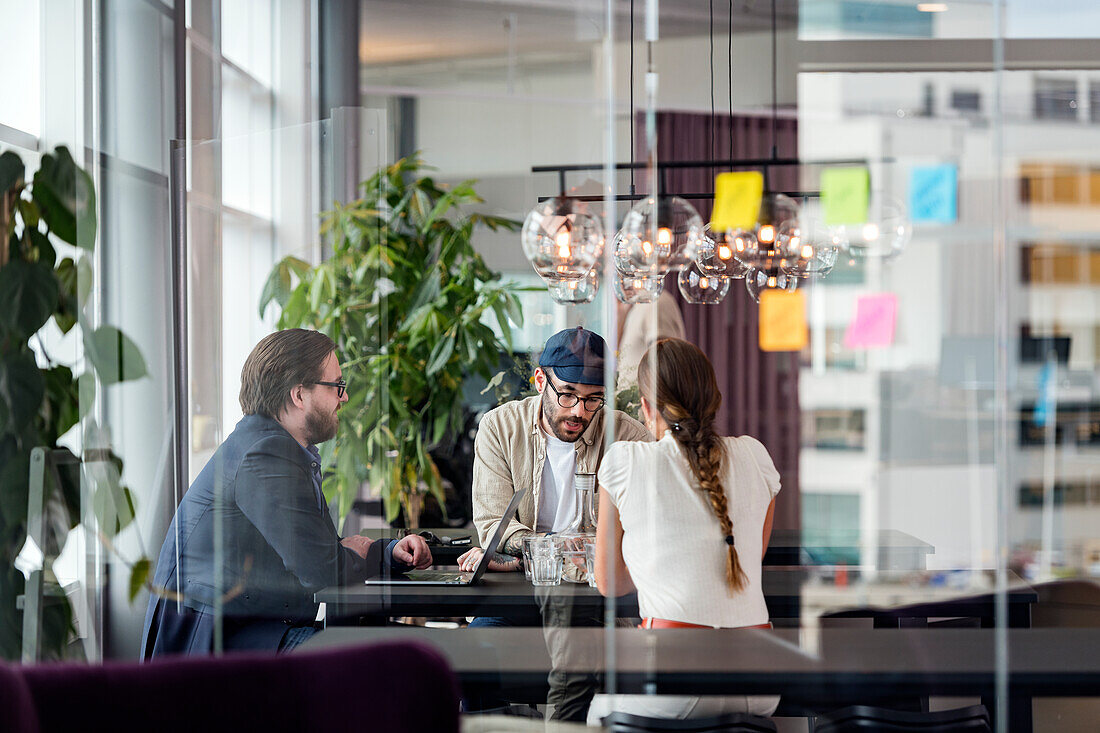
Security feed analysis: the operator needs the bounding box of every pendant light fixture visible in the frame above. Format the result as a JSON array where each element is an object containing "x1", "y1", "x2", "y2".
[
  {"x1": 613, "y1": 271, "x2": 664, "y2": 304},
  {"x1": 834, "y1": 192, "x2": 912, "y2": 260},
  {"x1": 696, "y1": 0, "x2": 747, "y2": 283},
  {"x1": 679, "y1": 259, "x2": 730, "y2": 304},
  {"x1": 520, "y1": 196, "x2": 604, "y2": 285},
  {"x1": 547, "y1": 266, "x2": 599, "y2": 304}
]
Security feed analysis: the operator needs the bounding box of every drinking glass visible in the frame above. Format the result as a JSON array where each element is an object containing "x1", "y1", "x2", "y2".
[
  {"x1": 529, "y1": 536, "x2": 563, "y2": 586},
  {"x1": 585, "y1": 542, "x2": 597, "y2": 588},
  {"x1": 521, "y1": 535, "x2": 538, "y2": 581}
]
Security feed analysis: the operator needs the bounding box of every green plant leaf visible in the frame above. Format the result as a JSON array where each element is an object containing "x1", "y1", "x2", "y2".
[
  {"x1": 85, "y1": 325, "x2": 148, "y2": 385},
  {"x1": 425, "y1": 333, "x2": 455, "y2": 376},
  {"x1": 41, "y1": 365, "x2": 79, "y2": 441},
  {"x1": 28, "y1": 228, "x2": 55, "y2": 268},
  {"x1": 0, "y1": 150, "x2": 24, "y2": 193},
  {"x1": 0, "y1": 351, "x2": 46, "y2": 437},
  {"x1": 129, "y1": 557, "x2": 151, "y2": 603},
  {"x1": 31, "y1": 146, "x2": 97, "y2": 249},
  {"x1": 0, "y1": 259, "x2": 59, "y2": 339},
  {"x1": 77, "y1": 371, "x2": 96, "y2": 418}
]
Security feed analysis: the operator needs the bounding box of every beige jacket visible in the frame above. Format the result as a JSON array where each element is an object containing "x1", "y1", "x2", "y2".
[{"x1": 472, "y1": 395, "x2": 651, "y2": 551}]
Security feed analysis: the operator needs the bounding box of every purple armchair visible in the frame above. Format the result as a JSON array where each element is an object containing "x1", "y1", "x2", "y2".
[{"x1": 2, "y1": 640, "x2": 459, "y2": 732}]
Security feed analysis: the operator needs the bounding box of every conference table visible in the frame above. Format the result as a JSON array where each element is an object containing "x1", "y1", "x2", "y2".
[
  {"x1": 301, "y1": 626, "x2": 1100, "y2": 732},
  {"x1": 317, "y1": 566, "x2": 1036, "y2": 628},
  {"x1": 356, "y1": 527, "x2": 937, "y2": 570}
]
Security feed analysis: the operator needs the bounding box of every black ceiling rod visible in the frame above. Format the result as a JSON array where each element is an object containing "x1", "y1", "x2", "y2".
[{"x1": 532, "y1": 156, "x2": 880, "y2": 174}]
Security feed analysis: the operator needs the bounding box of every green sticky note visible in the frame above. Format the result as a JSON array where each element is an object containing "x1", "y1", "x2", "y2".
[
  {"x1": 711, "y1": 171, "x2": 764, "y2": 231},
  {"x1": 821, "y1": 167, "x2": 870, "y2": 226}
]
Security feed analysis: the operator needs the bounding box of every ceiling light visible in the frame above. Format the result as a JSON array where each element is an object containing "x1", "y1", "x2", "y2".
[{"x1": 917, "y1": 3, "x2": 948, "y2": 12}]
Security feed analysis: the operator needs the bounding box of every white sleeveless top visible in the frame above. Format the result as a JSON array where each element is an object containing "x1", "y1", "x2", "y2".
[{"x1": 598, "y1": 433, "x2": 781, "y2": 628}]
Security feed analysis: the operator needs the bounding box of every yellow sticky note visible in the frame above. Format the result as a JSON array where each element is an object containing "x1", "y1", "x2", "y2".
[
  {"x1": 710, "y1": 171, "x2": 764, "y2": 231},
  {"x1": 821, "y1": 167, "x2": 870, "y2": 226},
  {"x1": 758, "y1": 290, "x2": 808, "y2": 352}
]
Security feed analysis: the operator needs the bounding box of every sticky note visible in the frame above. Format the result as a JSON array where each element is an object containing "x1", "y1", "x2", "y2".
[
  {"x1": 821, "y1": 167, "x2": 870, "y2": 226},
  {"x1": 759, "y1": 290, "x2": 807, "y2": 352},
  {"x1": 710, "y1": 171, "x2": 764, "y2": 231},
  {"x1": 843, "y1": 293, "x2": 898, "y2": 349},
  {"x1": 909, "y1": 164, "x2": 957, "y2": 223}
]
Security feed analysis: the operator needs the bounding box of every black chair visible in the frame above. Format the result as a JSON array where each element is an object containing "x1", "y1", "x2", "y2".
[
  {"x1": 602, "y1": 711, "x2": 777, "y2": 732},
  {"x1": 812, "y1": 704, "x2": 991, "y2": 732}
]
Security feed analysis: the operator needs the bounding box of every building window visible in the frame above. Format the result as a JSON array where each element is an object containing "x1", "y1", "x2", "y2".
[
  {"x1": 1034, "y1": 77, "x2": 1078, "y2": 120},
  {"x1": 950, "y1": 89, "x2": 981, "y2": 114},
  {"x1": 801, "y1": 493, "x2": 861, "y2": 566},
  {"x1": 802, "y1": 409, "x2": 866, "y2": 451}
]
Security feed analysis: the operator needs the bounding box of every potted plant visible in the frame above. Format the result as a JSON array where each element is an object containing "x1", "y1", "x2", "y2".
[
  {"x1": 261, "y1": 156, "x2": 525, "y2": 527},
  {"x1": 0, "y1": 146, "x2": 149, "y2": 660}
]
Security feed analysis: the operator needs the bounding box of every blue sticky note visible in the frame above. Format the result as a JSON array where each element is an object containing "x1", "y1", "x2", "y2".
[{"x1": 909, "y1": 164, "x2": 957, "y2": 223}]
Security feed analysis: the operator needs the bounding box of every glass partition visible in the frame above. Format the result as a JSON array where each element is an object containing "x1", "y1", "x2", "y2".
[{"x1": 7, "y1": 2, "x2": 1100, "y2": 732}]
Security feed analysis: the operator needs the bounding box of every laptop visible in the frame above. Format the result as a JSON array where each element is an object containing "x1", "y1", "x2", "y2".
[{"x1": 364, "y1": 488, "x2": 526, "y2": 586}]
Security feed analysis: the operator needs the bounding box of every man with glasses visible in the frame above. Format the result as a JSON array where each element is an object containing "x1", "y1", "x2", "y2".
[
  {"x1": 463, "y1": 327, "x2": 649, "y2": 719},
  {"x1": 142, "y1": 328, "x2": 432, "y2": 657}
]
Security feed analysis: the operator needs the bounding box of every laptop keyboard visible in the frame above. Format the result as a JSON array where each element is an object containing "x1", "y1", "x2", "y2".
[{"x1": 403, "y1": 569, "x2": 473, "y2": 582}]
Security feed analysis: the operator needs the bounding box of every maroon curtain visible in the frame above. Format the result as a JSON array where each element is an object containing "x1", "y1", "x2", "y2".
[{"x1": 645, "y1": 111, "x2": 801, "y2": 532}]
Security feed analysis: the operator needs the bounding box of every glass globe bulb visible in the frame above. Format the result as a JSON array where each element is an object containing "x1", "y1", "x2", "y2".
[
  {"x1": 612, "y1": 228, "x2": 645, "y2": 276},
  {"x1": 618, "y1": 195, "x2": 704, "y2": 275},
  {"x1": 521, "y1": 196, "x2": 604, "y2": 282},
  {"x1": 834, "y1": 194, "x2": 911, "y2": 260},
  {"x1": 744, "y1": 266, "x2": 799, "y2": 303},
  {"x1": 778, "y1": 216, "x2": 839, "y2": 278},
  {"x1": 737, "y1": 192, "x2": 800, "y2": 269},
  {"x1": 697, "y1": 227, "x2": 750, "y2": 279},
  {"x1": 677, "y1": 260, "x2": 730, "y2": 305},
  {"x1": 548, "y1": 268, "x2": 599, "y2": 304},
  {"x1": 613, "y1": 272, "x2": 664, "y2": 304}
]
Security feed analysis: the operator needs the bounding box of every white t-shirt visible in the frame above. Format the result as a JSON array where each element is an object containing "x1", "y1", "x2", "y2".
[
  {"x1": 537, "y1": 431, "x2": 578, "y2": 532},
  {"x1": 598, "y1": 432, "x2": 781, "y2": 628}
]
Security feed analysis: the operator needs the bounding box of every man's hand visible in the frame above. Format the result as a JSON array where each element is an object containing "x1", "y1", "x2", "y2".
[
  {"x1": 457, "y1": 547, "x2": 521, "y2": 573},
  {"x1": 393, "y1": 534, "x2": 433, "y2": 569},
  {"x1": 340, "y1": 534, "x2": 374, "y2": 559}
]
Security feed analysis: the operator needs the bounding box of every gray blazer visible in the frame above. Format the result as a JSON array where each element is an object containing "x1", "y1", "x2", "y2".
[{"x1": 141, "y1": 414, "x2": 390, "y2": 656}]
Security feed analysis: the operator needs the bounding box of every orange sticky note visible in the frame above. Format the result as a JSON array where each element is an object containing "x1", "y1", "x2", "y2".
[
  {"x1": 758, "y1": 290, "x2": 808, "y2": 352},
  {"x1": 711, "y1": 171, "x2": 764, "y2": 231}
]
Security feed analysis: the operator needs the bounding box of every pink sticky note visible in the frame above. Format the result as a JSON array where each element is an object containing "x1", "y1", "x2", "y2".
[{"x1": 844, "y1": 293, "x2": 898, "y2": 349}]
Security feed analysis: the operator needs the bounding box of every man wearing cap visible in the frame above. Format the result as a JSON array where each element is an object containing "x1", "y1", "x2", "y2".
[
  {"x1": 471, "y1": 326, "x2": 650, "y2": 566},
  {"x1": 463, "y1": 327, "x2": 649, "y2": 720}
]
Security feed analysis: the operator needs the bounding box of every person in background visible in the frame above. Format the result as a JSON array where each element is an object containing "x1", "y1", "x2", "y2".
[
  {"x1": 590, "y1": 337, "x2": 781, "y2": 723},
  {"x1": 615, "y1": 289, "x2": 686, "y2": 393},
  {"x1": 141, "y1": 329, "x2": 431, "y2": 657}
]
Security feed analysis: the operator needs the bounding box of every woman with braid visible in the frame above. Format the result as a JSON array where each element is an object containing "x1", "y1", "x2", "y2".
[{"x1": 588, "y1": 338, "x2": 781, "y2": 723}]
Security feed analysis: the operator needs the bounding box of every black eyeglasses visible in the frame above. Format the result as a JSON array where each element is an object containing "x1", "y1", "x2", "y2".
[
  {"x1": 544, "y1": 376, "x2": 605, "y2": 412},
  {"x1": 312, "y1": 379, "x2": 347, "y2": 398}
]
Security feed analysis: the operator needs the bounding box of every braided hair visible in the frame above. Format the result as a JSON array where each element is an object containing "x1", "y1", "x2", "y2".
[{"x1": 637, "y1": 338, "x2": 747, "y2": 592}]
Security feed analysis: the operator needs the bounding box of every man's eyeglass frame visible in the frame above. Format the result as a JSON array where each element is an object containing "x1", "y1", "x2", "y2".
[
  {"x1": 543, "y1": 374, "x2": 605, "y2": 412},
  {"x1": 312, "y1": 380, "x2": 347, "y2": 399}
]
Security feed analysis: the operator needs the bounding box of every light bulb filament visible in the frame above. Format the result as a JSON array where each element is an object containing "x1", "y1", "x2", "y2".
[
  {"x1": 718, "y1": 244, "x2": 732, "y2": 260},
  {"x1": 657, "y1": 227, "x2": 672, "y2": 245},
  {"x1": 759, "y1": 225, "x2": 776, "y2": 244},
  {"x1": 555, "y1": 230, "x2": 572, "y2": 258}
]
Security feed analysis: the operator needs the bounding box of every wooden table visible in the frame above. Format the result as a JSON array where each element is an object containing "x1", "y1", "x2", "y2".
[{"x1": 301, "y1": 626, "x2": 1100, "y2": 732}]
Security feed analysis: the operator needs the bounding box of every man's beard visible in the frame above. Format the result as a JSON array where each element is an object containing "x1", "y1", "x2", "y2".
[
  {"x1": 542, "y1": 389, "x2": 591, "y2": 443},
  {"x1": 305, "y1": 403, "x2": 340, "y2": 444}
]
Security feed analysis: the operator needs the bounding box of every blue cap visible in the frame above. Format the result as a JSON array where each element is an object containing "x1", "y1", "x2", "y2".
[{"x1": 538, "y1": 327, "x2": 607, "y2": 386}]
